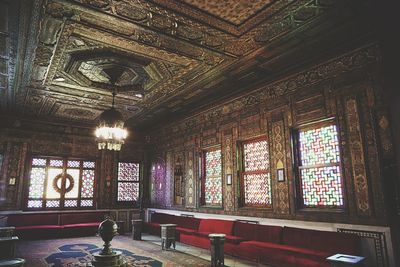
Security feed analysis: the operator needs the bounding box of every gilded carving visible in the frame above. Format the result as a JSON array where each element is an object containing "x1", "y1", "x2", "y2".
[
  {"x1": 345, "y1": 97, "x2": 371, "y2": 215},
  {"x1": 272, "y1": 120, "x2": 290, "y2": 214}
]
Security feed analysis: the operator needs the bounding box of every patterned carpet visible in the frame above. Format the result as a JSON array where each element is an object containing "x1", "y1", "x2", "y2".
[{"x1": 16, "y1": 235, "x2": 210, "y2": 266}]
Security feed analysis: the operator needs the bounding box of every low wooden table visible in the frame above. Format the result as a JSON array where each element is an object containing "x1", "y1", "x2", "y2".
[
  {"x1": 209, "y1": 233, "x2": 225, "y2": 267},
  {"x1": 131, "y1": 219, "x2": 142, "y2": 240},
  {"x1": 116, "y1": 221, "x2": 125, "y2": 235},
  {"x1": 160, "y1": 224, "x2": 177, "y2": 250},
  {"x1": 326, "y1": 254, "x2": 365, "y2": 266}
]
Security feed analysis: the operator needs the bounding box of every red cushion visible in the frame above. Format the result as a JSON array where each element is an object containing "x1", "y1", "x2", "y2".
[
  {"x1": 62, "y1": 222, "x2": 100, "y2": 228},
  {"x1": 282, "y1": 227, "x2": 360, "y2": 255},
  {"x1": 7, "y1": 214, "x2": 59, "y2": 227},
  {"x1": 234, "y1": 221, "x2": 258, "y2": 240},
  {"x1": 175, "y1": 216, "x2": 201, "y2": 230},
  {"x1": 16, "y1": 225, "x2": 62, "y2": 230},
  {"x1": 176, "y1": 227, "x2": 197, "y2": 235},
  {"x1": 151, "y1": 213, "x2": 177, "y2": 224},
  {"x1": 60, "y1": 212, "x2": 105, "y2": 225},
  {"x1": 225, "y1": 235, "x2": 245, "y2": 244},
  {"x1": 237, "y1": 240, "x2": 331, "y2": 267},
  {"x1": 180, "y1": 233, "x2": 212, "y2": 249},
  {"x1": 193, "y1": 231, "x2": 212, "y2": 237},
  {"x1": 198, "y1": 219, "x2": 234, "y2": 235},
  {"x1": 245, "y1": 241, "x2": 330, "y2": 259},
  {"x1": 255, "y1": 224, "x2": 282, "y2": 243}
]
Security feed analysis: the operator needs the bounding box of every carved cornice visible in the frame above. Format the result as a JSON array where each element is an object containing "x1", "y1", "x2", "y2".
[{"x1": 153, "y1": 44, "x2": 380, "y2": 140}]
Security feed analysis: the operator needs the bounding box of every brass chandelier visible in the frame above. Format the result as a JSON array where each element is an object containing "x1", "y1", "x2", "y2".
[{"x1": 95, "y1": 91, "x2": 128, "y2": 151}]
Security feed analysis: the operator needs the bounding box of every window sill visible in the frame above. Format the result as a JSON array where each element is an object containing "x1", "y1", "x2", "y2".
[
  {"x1": 296, "y1": 207, "x2": 345, "y2": 213},
  {"x1": 200, "y1": 205, "x2": 223, "y2": 210},
  {"x1": 239, "y1": 206, "x2": 273, "y2": 211}
]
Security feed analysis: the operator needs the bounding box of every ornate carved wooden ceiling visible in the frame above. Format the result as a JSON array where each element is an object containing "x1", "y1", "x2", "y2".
[{"x1": 1, "y1": 0, "x2": 374, "y2": 128}]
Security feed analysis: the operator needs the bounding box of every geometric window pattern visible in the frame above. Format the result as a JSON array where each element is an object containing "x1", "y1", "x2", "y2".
[
  {"x1": 117, "y1": 162, "x2": 140, "y2": 202},
  {"x1": 298, "y1": 124, "x2": 344, "y2": 207},
  {"x1": 204, "y1": 149, "x2": 222, "y2": 206},
  {"x1": 242, "y1": 138, "x2": 271, "y2": 206},
  {"x1": 27, "y1": 157, "x2": 96, "y2": 209}
]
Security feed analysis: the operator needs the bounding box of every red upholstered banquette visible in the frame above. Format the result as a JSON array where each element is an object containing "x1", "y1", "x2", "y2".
[
  {"x1": 145, "y1": 212, "x2": 362, "y2": 267},
  {"x1": 6, "y1": 211, "x2": 107, "y2": 239}
]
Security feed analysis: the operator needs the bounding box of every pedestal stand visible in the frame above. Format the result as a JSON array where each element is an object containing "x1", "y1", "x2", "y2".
[
  {"x1": 90, "y1": 218, "x2": 127, "y2": 267},
  {"x1": 209, "y1": 233, "x2": 225, "y2": 267}
]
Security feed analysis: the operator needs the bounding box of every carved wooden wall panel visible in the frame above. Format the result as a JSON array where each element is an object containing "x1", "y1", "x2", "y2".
[
  {"x1": 185, "y1": 150, "x2": 195, "y2": 209},
  {"x1": 0, "y1": 120, "x2": 145, "y2": 211},
  {"x1": 223, "y1": 132, "x2": 234, "y2": 212},
  {"x1": 272, "y1": 119, "x2": 290, "y2": 215},
  {"x1": 147, "y1": 45, "x2": 393, "y2": 225},
  {"x1": 345, "y1": 96, "x2": 371, "y2": 216},
  {"x1": 0, "y1": 142, "x2": 28, "y2": 210}
]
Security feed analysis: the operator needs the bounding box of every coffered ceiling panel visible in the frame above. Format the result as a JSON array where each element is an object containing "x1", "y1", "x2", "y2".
[
  {"x1": 2, "y1": 0, "x2": 375, "y2": 128},
  {"x1": 178, "y1": 0, "x2": 273, "y2": 25}
]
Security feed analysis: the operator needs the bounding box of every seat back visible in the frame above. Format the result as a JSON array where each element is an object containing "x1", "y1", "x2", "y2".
[
  {"x1": 60, "y1": 212, "x2": 105, "y2": 225},
  {"x1": 198, "y1": 219, "x2": 235, "y2": 235},
  {"x1": 282, "y1": 227, "x2": 361, "y2": 255},
  {"x1": 7, "y1": 214, "x2": 59, "y2": 227}
]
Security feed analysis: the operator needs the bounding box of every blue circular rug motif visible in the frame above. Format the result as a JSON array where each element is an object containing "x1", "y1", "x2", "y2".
[{"x1": 45, "y1": 243, "x2": 162, "y2": 267}]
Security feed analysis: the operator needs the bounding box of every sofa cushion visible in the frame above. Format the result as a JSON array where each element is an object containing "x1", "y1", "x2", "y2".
[
  {"x1": 7, "y1": 214, "x2": 59, "y2": 227},
  {"x1": 238, "y1": 240, "x2": 331, "y2": 267},
  {"x1": 255, "y1": 224, "x2": 282, "y2": 243},
  {"x1": 60, "y1": 212, "x2": 105, "y2": 225},
  {"x1": 176, "y1": 216, "x2": 201, "y2": 230},
  {"x1": 176, "y1": 227, "x2": 197, "y2": 235},
  {"x1": 62, "y1": 222, "x2": 100, "y2": 228},
  {"x1": 282, "y1": 227, "x2": 360, "y2": 255},
  {"x1": 16, "y1": 225, "x2": 62, "y2": 230},
  {"x1": 225, "y1": 235, "x2": 245, "y2": 244},
  {"x1": 193, "y1": 231, "x2": 212, "y2": 237},
  {"x1": 245, "y1": 240, "x2": 330, "y2": 259},
  {"x1": 234, "y1": 221, "x2": 258, "y2": 240},
  {"x1": 198, "y1": 219, "x2": 234, "y2": 235},
  {"x1": 151, "y1": 213, "x2": 177, "y2": 224}
]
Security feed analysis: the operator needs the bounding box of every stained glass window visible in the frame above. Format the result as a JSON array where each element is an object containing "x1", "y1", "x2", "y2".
[
  {"x1": 27, "y1": 157, "x2": 96, "y2": 209},
  {"x1": 241, "y1": 138, "x2": 271, "y2": 207},
  {"x1": 117, "y1": 162, "x2": 140, "y2": 202},
  {"x1": 297, "y1": 123, "x2": 344, "y2": 207},
  {"x1": 203, "y1": 148, "x2": 222, "y2": 206}
]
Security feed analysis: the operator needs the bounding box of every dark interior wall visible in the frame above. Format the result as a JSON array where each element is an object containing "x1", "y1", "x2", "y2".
[
  {"x1": 147, "y1": 43, "x2": 399, "y2": 227},
  {"x1": 0, "y1": 117, "x2": 146, "y2": 211}
]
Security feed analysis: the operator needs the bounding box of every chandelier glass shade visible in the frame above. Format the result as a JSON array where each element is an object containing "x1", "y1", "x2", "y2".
[{"x1": 95, "y1": 94, "x2": 128, "y2": 151}]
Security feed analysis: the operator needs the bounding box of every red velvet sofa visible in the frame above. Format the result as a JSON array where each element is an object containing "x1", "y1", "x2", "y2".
[
  {"x1": 233, "y1": 223, "x2": 361, "y2": 267},
  {"x1": 144, "y1": 212, "x2": 200, "y2": 241},
  {"x1": 6, "y1": 211, "x2": 107, "y2": 239},
  {"x1": 6, "y1": 213, "x2": 61, "y2": 240},
  {"x1": 144, "y1": 212, "x2": 361, "y2": 267}
]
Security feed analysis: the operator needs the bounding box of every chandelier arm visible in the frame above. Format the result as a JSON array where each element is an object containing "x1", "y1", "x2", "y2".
[{"x1": 112, "y1": 92, "x2": 116, "y2": 108}]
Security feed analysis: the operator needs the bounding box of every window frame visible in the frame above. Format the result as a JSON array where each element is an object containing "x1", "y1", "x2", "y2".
[
  {"x1": 292, "y1": 119, "x2": 345, "y2": 210},
  {"x1": 239, "y1": 135, "x2": 272, "y2": 209},
  {"x1": 200, "y1": 145, "x2": 223, "y2": 208},
  {"x1": 116, "y1": 161, "x2": 141, "y2": 206},
  {"x1": 25, "y1": 156, "x2": 97, "y2": 211}
]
